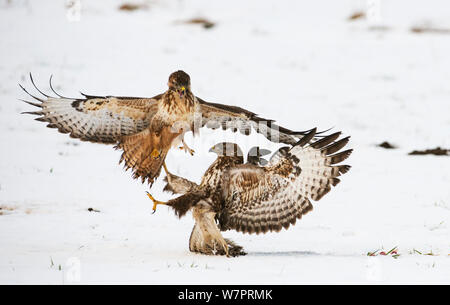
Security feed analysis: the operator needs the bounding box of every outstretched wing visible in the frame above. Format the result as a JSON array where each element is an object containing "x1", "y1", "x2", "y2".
[
  {"x1": 197, "y1": 97, "x2": 324, "y2": 145},
  {"x1": 218, "y1": 129, "x2": 352, "y2": 234},
  {"x1": 20, "y1": 75, "x2": 160, "y2": 144}
]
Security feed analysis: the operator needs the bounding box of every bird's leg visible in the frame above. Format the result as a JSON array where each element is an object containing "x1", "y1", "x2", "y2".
[
  {"x1": 146, "y1": 192, "x2": 167, "y2": 214},
  {"x1": 179, "y1": 139, "x2": 195, "y2": 156},
  {"x1": 162, "y1": 161, "x2": 173, "y2": 185},
  {"x1": 162, "y1": 162, "x2": 169, "y2": 175}
]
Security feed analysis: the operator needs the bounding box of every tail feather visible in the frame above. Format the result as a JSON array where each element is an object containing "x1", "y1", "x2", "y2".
[{"x1": 116, "y1": 127, "x2": 178, "y2": 186}]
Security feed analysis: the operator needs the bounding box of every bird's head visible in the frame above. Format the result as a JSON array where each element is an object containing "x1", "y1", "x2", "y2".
[
  {"x1": 247, "y1": 146, "x2": 271, "y2": 166},
  {"x1": 209, "y1": 142, "x2": 243, "y2": 158},
  {"x1": 168, "y1": 70, "x2": 191, "y2": 98}
]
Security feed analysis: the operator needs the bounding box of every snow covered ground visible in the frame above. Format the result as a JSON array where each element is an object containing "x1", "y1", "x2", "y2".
[{"x1": 0, "y1": 0, "x2": 449, "y2": 284}]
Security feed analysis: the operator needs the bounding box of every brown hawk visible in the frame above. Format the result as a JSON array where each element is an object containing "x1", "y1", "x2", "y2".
[
  {"x1": 20, "y1": 71, "x2": 326, "y2": 186},
  {"x1": 147, "y1": 129, "x2": 352, "y2": 256}
]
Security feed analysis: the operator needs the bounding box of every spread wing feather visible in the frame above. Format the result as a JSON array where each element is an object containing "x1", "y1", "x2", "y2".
[
  {"x1": 219, "y1": 130, "x2": 352, "y2": 234},
  {"x1": 20, "y1": 76, "x2": 159, "y2": 144},
  {"x1": 197, "y1": 97, "x2": 325, "y2": 145}
]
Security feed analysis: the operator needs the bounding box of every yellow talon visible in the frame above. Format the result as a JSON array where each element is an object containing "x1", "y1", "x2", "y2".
[
  {"x1": 146, "y1": 192, "x2": 166, "y2": 214},
  {"x1": 150, "y1": 148, "x2": 160, "y2": 159},
  {"x1": 179, "y1": 145, "x2": 195, "y2": 156}
]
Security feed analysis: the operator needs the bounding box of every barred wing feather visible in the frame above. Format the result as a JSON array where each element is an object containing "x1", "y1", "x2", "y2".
[{"x1": 218, "y1": 130, "x2": 352, "y2": 234}]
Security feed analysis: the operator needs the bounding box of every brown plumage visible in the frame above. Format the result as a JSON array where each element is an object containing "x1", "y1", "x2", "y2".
[
  {"x1": 156, "y1": 129, "x2": 352, "y2": 257},
  {"x1": 20, "y1": 71, "x2": 325, "y2": 186}
]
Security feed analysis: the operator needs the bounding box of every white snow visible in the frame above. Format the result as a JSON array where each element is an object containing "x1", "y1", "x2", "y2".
[{"x1": 0, "y1": 0, "x2": 449, "y2": 284}]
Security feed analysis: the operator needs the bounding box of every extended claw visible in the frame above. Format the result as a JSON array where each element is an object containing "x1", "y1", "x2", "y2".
[
  {"x1": 179, "y1": 140, "x2": 195, "y2": 156},
  {"x1": 179, "y1": 146, "x2": 195, "y2": 155},
  {"x1": 146, "y1": 191, "x2": 166, "y2": 214}
]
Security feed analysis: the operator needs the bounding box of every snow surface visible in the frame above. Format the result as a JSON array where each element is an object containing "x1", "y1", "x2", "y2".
[{"x1": 0, "y1": 0, "x2": 449, "y2": 284}]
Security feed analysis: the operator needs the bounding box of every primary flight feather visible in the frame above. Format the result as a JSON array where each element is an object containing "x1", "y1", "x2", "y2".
[{"x1": 149, "y1": 128, "x2": 352, "y2": 256}]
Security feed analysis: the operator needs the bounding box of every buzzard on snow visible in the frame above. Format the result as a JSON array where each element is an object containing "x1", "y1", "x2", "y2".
[{"x1": 147, "y1": 128, "x2": 352, "y2": 256}]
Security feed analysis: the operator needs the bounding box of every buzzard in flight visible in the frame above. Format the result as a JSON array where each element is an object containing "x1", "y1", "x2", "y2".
[
  {"x1": 147, "y1": 129, "x2": 352, "y2": 256},
  {"x1": 21, "y1": 71, "x2": 324, "y2": 186}
]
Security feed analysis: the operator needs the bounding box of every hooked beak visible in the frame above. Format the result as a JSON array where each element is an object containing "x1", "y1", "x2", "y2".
[
  {"x1": 208, "y1": 146, "x2": 215, "y2": 153},
  {"x1": 178, "y1": 86, "x2": 186, "y2": 97}
]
